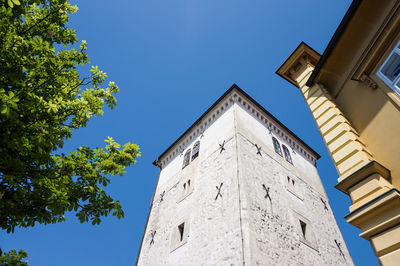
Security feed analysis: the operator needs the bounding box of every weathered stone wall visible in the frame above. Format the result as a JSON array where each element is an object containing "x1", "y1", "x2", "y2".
[
  {"x1": 235, "y1": 103, "x2": 353, "y2": 265},
  {"x1": 137, "y1": 97, "x2": 354, "y2": 265},
  {"x1": 137, "y1": 105, "x2": 244, "y2": 265},
  {"x1": 234, "y1": 103, "x2": 324, "y2": 195},
  {"x1": 237, "y1": 133, "x2": 353, "y2": 265}
]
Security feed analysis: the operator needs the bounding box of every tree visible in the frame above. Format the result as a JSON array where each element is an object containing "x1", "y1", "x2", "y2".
[
  {"x1": 0, "y1": 249, "x2": 28, "y2": 266},
  {"x1": 0, "y1": 0, "x2": 140, "y2": 235}
]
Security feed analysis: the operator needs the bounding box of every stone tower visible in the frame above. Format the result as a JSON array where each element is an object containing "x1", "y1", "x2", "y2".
[{"x1": 136, "y1": 84, "x2": 354, "y2": 265}]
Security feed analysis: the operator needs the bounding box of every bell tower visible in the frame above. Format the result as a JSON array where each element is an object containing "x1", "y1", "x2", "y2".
[{"x1": 136, "y1": 84, "x2": 353, "y2": 265}]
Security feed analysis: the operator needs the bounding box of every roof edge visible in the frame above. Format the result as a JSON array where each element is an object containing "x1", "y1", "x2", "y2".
[
  {"x1": 152, "y1": 83, "x2": 240, "y2": 166},
  {"x1": 153, "y1": 84, "x2": 321, "y2": 166},
  {"x1": 276, "y1": 41, "x2": 321, "y2": 88},
  {"x1": 306, "y1": 0, "x2": 362, "y2": 87}
]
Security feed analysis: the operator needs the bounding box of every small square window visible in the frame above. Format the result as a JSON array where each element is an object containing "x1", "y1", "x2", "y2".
[
  {"x1": 291, "y1": 211, "x2": 318, "y2": 251},
  {"x1": 170, "y1": 218, "x2": 190, "y2": 252}
]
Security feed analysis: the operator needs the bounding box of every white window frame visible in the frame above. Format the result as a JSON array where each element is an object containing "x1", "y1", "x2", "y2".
[{"x1": 377, "y1": 40, "x2": 400, "y2": 96}]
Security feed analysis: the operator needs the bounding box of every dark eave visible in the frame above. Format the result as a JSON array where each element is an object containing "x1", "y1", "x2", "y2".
[
  {"x1": 153, "y1": 84, "x2": 321, "y2": 166},
  {"x1": 276, "y1": 41, "x2": 321, "y2": 88},
  {"x1": 306, "y1": 0, "x2": 362, "y2": 87}
]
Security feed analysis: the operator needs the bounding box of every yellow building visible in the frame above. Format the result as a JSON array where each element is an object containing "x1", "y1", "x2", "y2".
[{"x1": 277, "y1": 0, "x2": 400, "y2": 265}]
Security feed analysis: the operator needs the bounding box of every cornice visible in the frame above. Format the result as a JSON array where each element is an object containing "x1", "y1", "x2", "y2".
[{"x1": 155, "y1": 86, "x2": 319, "y2": 169}]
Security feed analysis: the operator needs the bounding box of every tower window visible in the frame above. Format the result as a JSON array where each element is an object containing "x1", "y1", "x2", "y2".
[
  {"x1": 182, "y1": 149, "x2": 191, "y2": 169},
  {"x1": 192, "y1": 141, "x2": 200, "y2": 161},
  {"x1": 300, "y1": 220, "x2": 307, "y2": 238},
  {"x1": 286, "y1": 176, "x2": 303, "y2": 200},
  {"x1": 183, "y1": 179, "x2": 191, "y2": 196},
  {"x1": 178, "y1": 178, "x2": 193, "y2": 202},
  {"x1": 178, "y1": 223, "x2": 185, "y2": 242},
  {"x1": 272, "y1": 137, "x2": 283, "y2": 156},
  {"x1": 282, "y1": 145, "x2": 293, "y2": 164},
  {"x1": 291, "y1": 211, "x2": 318, "y2": 251},
  {"x1": 170, "y1": 218, "x2": 190, "y2": 251}
]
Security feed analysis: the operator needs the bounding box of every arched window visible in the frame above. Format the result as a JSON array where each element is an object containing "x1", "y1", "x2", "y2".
[
  {"x1": 272, "y1": 137, "x2": 282, "y2": 157},
  {"x1": 282, "y1": 145, "x2": 293, "y2": 164},
  {"x1": 182, "y1": 149, "x2": 191, "y2": 169},
  {"x1": 192, "y1": 141, "x2": 200, "y2": 161}
]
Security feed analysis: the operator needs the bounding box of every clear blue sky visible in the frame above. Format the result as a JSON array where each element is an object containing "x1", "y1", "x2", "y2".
[{"x1": 1, "y1": 0, "x2": 378, "y2": 265}]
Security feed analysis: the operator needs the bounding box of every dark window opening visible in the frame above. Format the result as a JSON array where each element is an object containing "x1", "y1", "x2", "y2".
[
  {"x1": 178, "y1": 223, "x2": 185, "y2": 242},
  {"x1": 300, "y1": 220, "x2": 307, "y2": 238}
]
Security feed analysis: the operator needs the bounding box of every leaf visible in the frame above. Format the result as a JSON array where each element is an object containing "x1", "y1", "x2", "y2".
[{"x1": 0, "y1": 0, "x2": 140, "y2": 233}]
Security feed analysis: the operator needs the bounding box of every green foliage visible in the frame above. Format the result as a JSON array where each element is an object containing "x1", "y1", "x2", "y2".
[
  {"x1": 0, "y1": 0, "x2": 140, "y2": 233},
  {"x1": 0, "y1": 249, "x2": 28, "y2": 266}
]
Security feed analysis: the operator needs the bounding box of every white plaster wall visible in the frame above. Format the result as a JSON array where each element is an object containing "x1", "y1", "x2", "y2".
[
  {"x1": 236, "y1": 132, "x2": 353, "y2": 265},
  {"x1": 137, "y1": 104, "x2": 243, "y2": 265},
  {"x1": 234, "y1": 103, "x2": 326, "y2": 195},
  {"x1": 137, "y1": 92, "x2": 353, "y2": 266},
  {"x1": 157, "y1": 103, "x2": 235, "y2": 189}
]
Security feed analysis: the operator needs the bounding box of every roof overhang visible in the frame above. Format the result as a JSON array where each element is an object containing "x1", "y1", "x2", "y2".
[
  {"x1": 276, "y1": 42, "x2": 320, "y2": 88},
  {"x1": 153, "y1": 84, "x2": 321, "y2": 166},
  {"x1": 306, "y1": 0, "x2": 362, "y2": 87}
]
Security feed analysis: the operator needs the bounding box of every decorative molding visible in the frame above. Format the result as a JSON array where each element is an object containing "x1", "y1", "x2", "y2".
[
  {"x1": 360, "y1": 73, "x2": 379, "y2": 90},
  {"x1": 158, "y1": 89, "x2": 318, "y2": 168},
  {"x1": 335, "y1": 160, "x2": 390, "y2": 194},
  {"x1": 235, "y1": 94, "x2": 317, "y2": 165},
  {"x1": 288, "y1": 56, "x2": 312, "y2": 77},
  {"x1": 276, "y1": 42, "x2": 321, "y2": 88},
  {"x1": 159, "y1": 94, "x2": 235, "y2": 168}
]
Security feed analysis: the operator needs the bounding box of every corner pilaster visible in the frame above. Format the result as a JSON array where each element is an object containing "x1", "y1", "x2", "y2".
[{"x1": 277, "y1": 42, "x2": 399, "y2": 265}]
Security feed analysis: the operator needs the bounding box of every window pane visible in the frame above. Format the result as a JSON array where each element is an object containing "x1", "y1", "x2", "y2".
[
  {"x1": 395, "y1": 79, "x2": 400, "y2": 95},
  {"x1": 283, "y1": 145, "x2": 293, "y2": 164},
  {"x1": 273, "y1": 137, "x2": 282, "y2": 157},
  {"x1": 191, "y1": 141, "x2": 200, "y2": 161},
  {"x1": 182, "y1": 149, "x2": 191, "y2": 168},
  {"x1": 381, "y1": 53, "x2": 400, "y2": 81}
]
